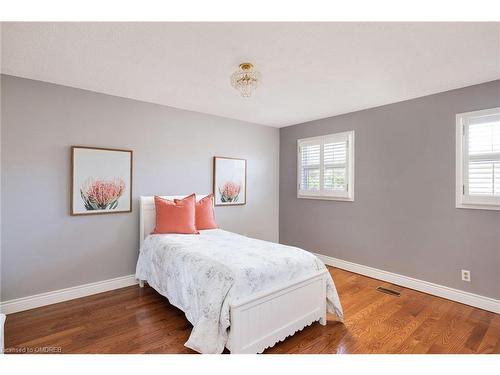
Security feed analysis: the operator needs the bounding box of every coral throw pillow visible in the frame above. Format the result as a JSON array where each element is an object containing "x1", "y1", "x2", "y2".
[
  {"x1": 195, "y1": 194, "x2": 218, "y2": 230},
  {"x1": 152, "y1": 194, "x2": 199, "y2": 234}
]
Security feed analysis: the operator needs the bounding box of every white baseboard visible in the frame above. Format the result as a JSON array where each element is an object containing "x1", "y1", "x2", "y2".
[
  {"x1": 0, "y1": 275, "x2": 137, "y2": 315},
  {"x1": 315, "y1": 253, "x2": 500, "y2": 314}
]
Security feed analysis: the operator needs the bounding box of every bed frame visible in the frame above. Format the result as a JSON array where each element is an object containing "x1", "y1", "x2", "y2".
[{"x1": 138, "y1": 195, "x2": 327, "y2": 354}]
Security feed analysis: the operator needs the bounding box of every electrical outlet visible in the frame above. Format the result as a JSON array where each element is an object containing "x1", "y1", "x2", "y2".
[{"x1": 461, "y1": 269, "x2": 471, "y2": 282}]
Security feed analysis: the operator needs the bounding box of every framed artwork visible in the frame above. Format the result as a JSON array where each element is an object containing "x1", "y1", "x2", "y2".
[
  {"x1": 71, "y1": 146, "x2": 133, "y2": 215},
  {"x1": 213, "y1": 156, "x2": 247, "y2": 206}
]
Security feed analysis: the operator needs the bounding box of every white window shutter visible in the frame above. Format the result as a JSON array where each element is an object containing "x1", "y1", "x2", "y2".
[
  {"x1": 299, "y1": 143, "x2": 321, "y2": 192},
  {"x1": 323, "y1": 139, "x2": 348, "y2": 192},
  {"x1": 467, "y1": 120, "x2": 500, "y2": 196}
]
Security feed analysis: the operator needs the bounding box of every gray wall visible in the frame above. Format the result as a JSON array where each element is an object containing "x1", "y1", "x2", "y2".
[
  {"x1": 1, "y1": 75, "x2": 279, "y2": 301},
  {"x1": 2, "y1": 74, "x2": 499, "y2": 303},
  {"x1": 280, "y1": 80, "x2": 500, "y2": 299}
]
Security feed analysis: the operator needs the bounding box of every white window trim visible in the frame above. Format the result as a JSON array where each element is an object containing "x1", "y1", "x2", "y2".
[
  {"x1": 297, "y1": 130, "x2": 355, "y2": 201},
  {"x1": 456, "y1": 107, "x2": 500, "y2": 211}
]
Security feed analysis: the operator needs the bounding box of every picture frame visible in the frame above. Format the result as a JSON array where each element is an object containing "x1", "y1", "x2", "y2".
[
  {"x1": 213, "y1": 156, "x2": 247, "y2": 206},
  {"x1": 70, "y1": 146, "x2": 133, "y2": 215}
]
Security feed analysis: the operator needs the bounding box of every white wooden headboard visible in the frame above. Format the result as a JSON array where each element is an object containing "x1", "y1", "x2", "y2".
[{"x1": 139, "y1": 195, "x2": 209, "y2": 248}]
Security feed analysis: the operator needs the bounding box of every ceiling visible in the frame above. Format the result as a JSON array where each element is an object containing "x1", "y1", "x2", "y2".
[{"x1": 2, "y1": 22, "x2": 500, "y2": 127}]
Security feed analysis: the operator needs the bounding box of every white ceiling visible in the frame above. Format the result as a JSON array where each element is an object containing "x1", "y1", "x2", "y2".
[{"x1": 2, "y1": 22, "x2": 500, "y2": 127}]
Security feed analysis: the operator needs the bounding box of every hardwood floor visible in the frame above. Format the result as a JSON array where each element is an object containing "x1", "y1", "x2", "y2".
[{"x1": 4, "y1": 267, "x2": 500, "y2": 354}]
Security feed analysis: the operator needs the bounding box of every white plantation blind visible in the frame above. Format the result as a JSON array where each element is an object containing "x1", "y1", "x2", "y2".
[
  {"x1": 457, "y1": 107, "x2": 500, "y2": 210},
  {"x1": 324, "y1": 140, "x2": 347, "y2": 191},
  {"x1": 300, "y1": 143, "x2": 321, "y2": 191},
  {"x1": 467, "y1": 121, "x2": 500, "y2": 196},
  {"x1": 298, "y1": 131, "x2": 354, "y2": 200}
]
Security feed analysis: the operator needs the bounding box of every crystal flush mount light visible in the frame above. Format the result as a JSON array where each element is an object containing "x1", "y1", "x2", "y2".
[{"x1": 230, "y1": 63, "x2": 261, "y2": 97}]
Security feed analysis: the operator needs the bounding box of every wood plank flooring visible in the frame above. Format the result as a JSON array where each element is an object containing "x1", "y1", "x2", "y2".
[{"x1": 4, "y1": 267, "x2": 500, "y2": 354}]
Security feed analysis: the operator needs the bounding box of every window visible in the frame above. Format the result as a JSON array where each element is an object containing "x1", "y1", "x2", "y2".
[
  {"x1": 297, "y1": 131, "x2": 354, "y2": 201},
  {"x1": 456, "y1": 107, "x2": 500, "y2": 210}
]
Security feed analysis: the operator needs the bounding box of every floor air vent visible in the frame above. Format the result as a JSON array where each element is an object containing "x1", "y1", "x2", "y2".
[{"x1": 376, "y1": 287, "x2": 401, "y2": 297}]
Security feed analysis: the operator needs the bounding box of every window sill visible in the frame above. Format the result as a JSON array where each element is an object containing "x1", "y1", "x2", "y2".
[
  {"x1": 297, "y1": 194, "x2": 354, "y2": 202},
  {"x1": 456, "y1": 202, "x2": 500, "y2": 211}
]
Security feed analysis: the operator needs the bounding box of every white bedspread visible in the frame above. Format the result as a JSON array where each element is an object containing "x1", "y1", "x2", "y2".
[{"x1": 135, "y1": 229, "x2": 343, "y2": 353}]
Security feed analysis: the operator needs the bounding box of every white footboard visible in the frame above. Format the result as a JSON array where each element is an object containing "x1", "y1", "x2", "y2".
[{"x1": 228, "y1": 270, "x2": 327, "y2": 354}]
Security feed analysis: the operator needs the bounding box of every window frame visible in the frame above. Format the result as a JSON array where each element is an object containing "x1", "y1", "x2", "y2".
[
  {"x1": 297, "y1": 130, "x2": 355, "y2": 201},
  {"x1": 456, "y1": 107, "x2": 500, "y2": 211}
]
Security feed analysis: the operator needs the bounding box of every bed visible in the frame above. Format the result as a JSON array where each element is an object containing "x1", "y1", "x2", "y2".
[{"x1": 135, "y1": 195, "x2": 343, "y2": 354}]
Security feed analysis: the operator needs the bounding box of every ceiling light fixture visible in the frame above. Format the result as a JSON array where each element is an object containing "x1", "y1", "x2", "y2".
[{"x1": 230, "y1": 63, "x2": 261, "y2": 97}]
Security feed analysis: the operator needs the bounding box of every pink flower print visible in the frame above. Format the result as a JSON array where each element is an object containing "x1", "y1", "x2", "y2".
[
  {"x1": 218, "y1": 181, "x2": 241, "y2": 203},
  {"x1": 80, "y1": 177, "x2": 126, "y2": 210}
]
